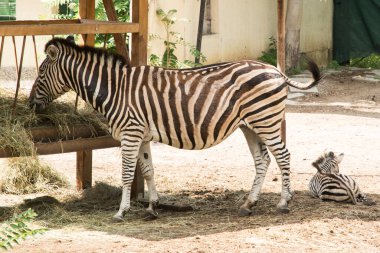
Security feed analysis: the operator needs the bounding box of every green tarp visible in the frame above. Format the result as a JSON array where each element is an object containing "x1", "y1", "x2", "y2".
[{"x1": 333, "y1": 0, "x2": 380, "y2": 63}]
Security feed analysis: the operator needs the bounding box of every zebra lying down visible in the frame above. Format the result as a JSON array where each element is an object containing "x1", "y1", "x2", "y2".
[
  {"x1": 309, "y1": 151, "x2": 375, "y2": 205},
  {"x1": 29, "y1": 37, "x2": 321, "y2": 221}
]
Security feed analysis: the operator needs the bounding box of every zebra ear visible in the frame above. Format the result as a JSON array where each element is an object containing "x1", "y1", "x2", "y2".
[
  {"x1": 46, "y1": 45, "x2": 59, "y2": 61},
  {"x1": 66, "y1": 35, "x2": 75, "y2": 44},
  {"x1": 312, "y1": 161, "x2": 321, "y2": 172},
  {"x1": 336, "y1": 153, "x2": 344, "y2": 164}
]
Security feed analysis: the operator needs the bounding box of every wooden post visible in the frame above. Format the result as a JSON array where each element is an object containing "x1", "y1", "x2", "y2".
[
  {"x1": 130, "y1": 0, "x2": 148, "y2": 199},
  {"x1": 103, "y1": 0, "x2": 131, "y2": 64},
  {"x1": 131, "y1": 0, "x2": 148, "y2": 66},
  {"x1": 0, "y1": 36, "x2": 4, "y2": 68},
  {"x1": 277, "y1": 0, "x2": 287, "y2": 143},
  {"x1": 79, "y1": 0, "x2": 95, "y2": 46},
  {"x1": 77, "y1": 0, "x2": 95, "y2": 190},
  {"x1": 76, "y1": 150, "x2": 93, "y2": 190}
]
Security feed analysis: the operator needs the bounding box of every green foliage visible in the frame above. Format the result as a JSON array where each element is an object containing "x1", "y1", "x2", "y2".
[
  {"x1": 326, "y1": 60, "x2": 341, "y2": 70},
  {"x1": 350, "y1": 54, "x2": 380, "y2": 69},
  {"x1": 47, "y1": 0, "x2": 130, "y2": 51},
  {"x1": 258, "y1": 36, "x2": 277, "y2": 66},
  {"x1": 149, "y1": 8, "x2": 206, "y2": 69},
  {"x1": 0, "y1": 209, "x2": 47, "y2": 250}
]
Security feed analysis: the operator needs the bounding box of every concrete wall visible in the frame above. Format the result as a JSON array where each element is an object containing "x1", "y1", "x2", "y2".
[
  {"x1": 149, "y1": 0, "x2": 333, "y2": 66},
  {"x1": 1, "y1": 0, "x2": 333, "y2": 68},
  {"x1": 1, "y1": 0, "x2": 52, "y2": 67}
]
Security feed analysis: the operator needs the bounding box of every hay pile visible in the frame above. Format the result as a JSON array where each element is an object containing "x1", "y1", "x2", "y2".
[{"x1": 0, "y1": 88, "x2": 108, "y2": 194}]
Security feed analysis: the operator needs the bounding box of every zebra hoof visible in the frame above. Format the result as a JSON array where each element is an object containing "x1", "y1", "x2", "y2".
[
  {"x1": 145, "y1": 208, "x2": 159, "y2": 220},
  {"x1": 112, "y1": 214, "x2": 125, "y2": 223},
  {"x1": 238, "y1": 207, "x2": 252, "y2": 217},
  {"x1": 276, "y1": 207, "x2": 290, "y2": 214}
]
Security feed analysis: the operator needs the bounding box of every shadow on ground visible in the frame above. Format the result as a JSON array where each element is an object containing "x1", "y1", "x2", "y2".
[{"x1": 1, "y1": 182, "x2": 379, "y2": 241}]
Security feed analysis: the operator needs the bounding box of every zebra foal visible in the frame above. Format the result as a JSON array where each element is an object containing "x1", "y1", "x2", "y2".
[
  {"x1": 29, "y1": 37, "x2": 321, "y2": 221},
  {"x1": 309, "y1": 151, "x2": 375, "y2": 205}
]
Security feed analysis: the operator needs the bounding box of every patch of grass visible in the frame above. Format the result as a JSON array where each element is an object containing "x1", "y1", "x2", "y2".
[
  {"x1": 350, "y1": 54, "x2": 380, "y2": 69},
  {"x1": 258, "y1": 36, "x2": 277, "y2": 66},
  {"x1": 326, "y1": 60, "x2": 341, "y2": 70}
]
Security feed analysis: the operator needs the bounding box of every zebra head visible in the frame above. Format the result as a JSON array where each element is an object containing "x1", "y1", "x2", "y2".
[
  {"x1": 312, "y1": 151, "x2": 344, "y2": 174},
  {"x1": 29, "y1": 37, "x2": 74, "y2": 112}
]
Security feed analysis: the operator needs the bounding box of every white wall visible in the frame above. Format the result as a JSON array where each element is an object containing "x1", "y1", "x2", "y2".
[
  {"x1": 149, "y1": 0, "x2": 333, "y2": 66},
  {"x1": 1, "y1": 0, "x2": 333, "y2": 68},
  {"x1": 1, "y1": 0, "x2": 52, "y2": 68}
]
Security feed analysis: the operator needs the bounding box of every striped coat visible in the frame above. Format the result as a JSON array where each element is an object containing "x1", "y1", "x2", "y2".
[
  {"x1": 309, "y1": 151, "x2": 375, "y2": 205},
  {"x1": 30, "y1": 37, "x2": 321, "y2": 220}
]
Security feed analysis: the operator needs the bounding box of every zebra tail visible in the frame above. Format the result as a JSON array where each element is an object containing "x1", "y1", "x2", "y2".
[{"x1": 284, "y1": 58, "x2": 321, "y2": 90}]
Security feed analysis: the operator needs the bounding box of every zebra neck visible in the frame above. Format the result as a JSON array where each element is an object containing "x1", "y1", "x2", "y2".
[{"x1": 69, "y1": 52, "x2": 127, "y2": 117}]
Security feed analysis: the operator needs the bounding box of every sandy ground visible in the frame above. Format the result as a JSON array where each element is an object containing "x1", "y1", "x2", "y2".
[{"x1": 1, "y1": 68, "x2": 380, "y2": 252}]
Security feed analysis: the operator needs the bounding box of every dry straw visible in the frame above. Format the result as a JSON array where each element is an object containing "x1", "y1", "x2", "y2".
[{"x1": 0, "y1": 88, "x2": 107, "y2": 194}]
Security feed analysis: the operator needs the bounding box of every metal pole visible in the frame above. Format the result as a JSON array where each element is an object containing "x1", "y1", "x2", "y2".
[{"x1": 195, "y1": 0, "x2": 206, "y2": 64}]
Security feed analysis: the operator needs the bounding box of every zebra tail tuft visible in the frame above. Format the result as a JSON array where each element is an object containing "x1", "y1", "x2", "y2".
[{"x1": 284, "y1": 57, "x2": 321, "y2": 90}]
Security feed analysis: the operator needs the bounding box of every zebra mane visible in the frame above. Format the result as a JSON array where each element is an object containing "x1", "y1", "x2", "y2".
[
  {"x1": 311, "y1": 151, "x2": 336, "y2": 174},
  {"x1": 45, "y1": 38, "x2": 129, "y2": 67}
]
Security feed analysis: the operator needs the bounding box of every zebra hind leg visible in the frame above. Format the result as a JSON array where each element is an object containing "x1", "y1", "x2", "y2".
[
  {"x1": 238, "y1": 127, "x2": 271, "y2": 216},
  {"x1": 357, "y1": 192, "x2": 376, "y2": 206},
  {"x1": 260, "y1": 134, "x2": 294, "y2": 213},
  {"x1": 113, "y1": 130, "x2": 144, "y2": 222},
  {"x1": 138, "y1": 141, "x2": 160, "y2": 218}
]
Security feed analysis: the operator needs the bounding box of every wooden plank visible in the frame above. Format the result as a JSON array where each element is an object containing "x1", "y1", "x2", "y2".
[
  {"x1": 131, "y1": 0, "x2": 148, "y2": 66},
  {"x1": 0, "y1": 136, "x2": 120, "y2": 158},
  {"x1": 102, "y1": 0, "x2": 130, "y2": 64},
  {"x1": 0, "y1": 20, "x2": 139, "y2": 36},
  {"x1": 76, "y1": 150, "x2": 92, "y2": 190}
]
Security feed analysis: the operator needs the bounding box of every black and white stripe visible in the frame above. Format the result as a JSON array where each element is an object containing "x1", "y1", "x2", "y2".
[
  {"x1": 309, "y1": 151, "x2": 375, "y2": 205},
  {"x1": 30, "y1": 37, "x2": 321, "y2": 220}
]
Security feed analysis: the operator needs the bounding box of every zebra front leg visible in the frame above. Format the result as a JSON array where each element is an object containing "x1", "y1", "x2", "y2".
[
  {"x1": 113, "y1": 131, "x2": 144, "y2": 222},
  {"x1": 262, "y1": 135, "x2": 293, "y2": 213},
  {"x1": 239, "y1": 127, "x2": 271, "y2": 216},
  {"x1": 138, "y1": 141, "x2": 159, "y2": 218}
]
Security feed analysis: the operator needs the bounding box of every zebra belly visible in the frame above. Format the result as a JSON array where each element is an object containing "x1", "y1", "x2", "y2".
[{"x1": 148, "y1": 120, "x2": 242, "y2": 150}]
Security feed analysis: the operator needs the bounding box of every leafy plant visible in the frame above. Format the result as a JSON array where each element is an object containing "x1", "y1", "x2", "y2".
[
  {"x1": 0, "y1": 209, "x2": 47, "y2": 250},
  {"x1": 350, "y1": 54, "x2": 380, "y2": 69},
  {"x1": 258, "y1": 36, "x2": 277, "y2": 66},
  {"x1": 149, "y1": 8, "x2": 206, "y2": 68}
]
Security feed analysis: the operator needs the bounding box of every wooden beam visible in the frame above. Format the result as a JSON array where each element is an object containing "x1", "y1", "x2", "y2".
[
  {"x1": 0, "y1": 136, "x2": 120, "y2": 158},
  {"x1": 102, "y1": 0, "x2": 131, "y2": 64},
  {"x1": 131, "y1": 0, "x2": 148, "y2": 66},
  {"x1": 79, "y1": 0, "x2": 95, "y2": 46},
  {"x1": 76, "y1": 150, "x2": 92, "y2": 190},
  {"x1": 0, "y1": 20, "x2": 139, "y2": 36}
]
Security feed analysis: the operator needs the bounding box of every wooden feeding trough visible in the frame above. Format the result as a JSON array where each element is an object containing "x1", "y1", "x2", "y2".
[{"x1": 0, "y1": 0, "x2": 147, "y2": 198}]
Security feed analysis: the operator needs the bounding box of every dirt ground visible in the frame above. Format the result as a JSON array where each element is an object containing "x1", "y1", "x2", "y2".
[{"x1": 1, "y1": 68, "x2": 380, "y2": 253}]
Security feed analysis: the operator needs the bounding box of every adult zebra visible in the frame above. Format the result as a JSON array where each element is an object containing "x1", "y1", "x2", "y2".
[{"x1": 29, "y1": 37, "x2": 321, "y2": 221}]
